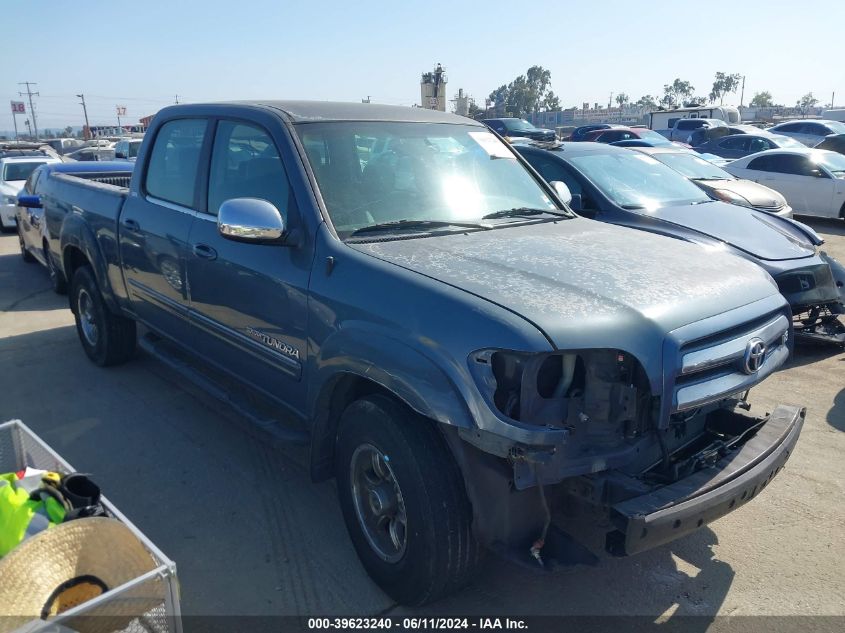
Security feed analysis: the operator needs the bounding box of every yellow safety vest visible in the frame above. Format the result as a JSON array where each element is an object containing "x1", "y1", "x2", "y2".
[{"x1": 0, "y1": 473, "x2": 67, "y2": 557}]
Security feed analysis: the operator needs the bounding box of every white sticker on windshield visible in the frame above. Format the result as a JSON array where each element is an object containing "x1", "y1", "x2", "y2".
[{"x1": 468, "y1": 131, "x2": 515, "y2": 159}]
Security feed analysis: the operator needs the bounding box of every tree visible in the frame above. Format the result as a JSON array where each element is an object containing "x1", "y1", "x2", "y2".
[
  {"x1": 661, "y1": 79, "x2": 695, "y2": 107},
  {"x1": 750, "y1": 91, "x2": 774, "y2": 107},
  {"x1": 709, "y1": 72, "x2": 742, "y2": 105},
  {"x1": 635, "y1": 95, "x2": 658, "y2": 109},
  {"x1": 797, "y1": 92, "x2": 819, "y2": 116},
  {"x1": 467, "y1": 100, "x2": 484, "y2": 120},
  {"x1": 64, "y1": 126, "x2": 74, "y2": 137},
  {"x1": 487, "y1": 65, "x2": 560, "y2": 117},
  {"x1": 614, "y1": 92, "x2": 629, "y2": 108}
]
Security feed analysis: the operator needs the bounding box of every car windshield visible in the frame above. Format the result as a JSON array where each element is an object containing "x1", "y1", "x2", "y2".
[
  {"x1": 3, "y1": 161, "x2": 46, "y2": 182},
  {"x1": 296, "y1": 121, "x2": 559, "y2": 236},
  {"x1": 638, "y1": 129, "x2": 667, "y2": 141},
  {"x1": 569, "y1": 151, "x2": 711, "y2": 208},
  {"x1": 772, "y1": 135, "x2": 805, "y2": 148},
  {"x1": 502, "y1": 119, "x2": 535, "y2": 132},
  {"x1": 652, "y1": 152, "x2": 732, "y2": 180},
  {"x1": 129, "y1": 142, "x2": 141, "y2": 157},
  {"x1": 812, "y1": 151, "x2": 845, "y2": 177}
]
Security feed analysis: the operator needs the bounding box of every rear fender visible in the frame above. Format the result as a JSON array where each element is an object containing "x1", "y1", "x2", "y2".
[{"x1": 60, "y1": 215, "x2": 119, "y2": 312}]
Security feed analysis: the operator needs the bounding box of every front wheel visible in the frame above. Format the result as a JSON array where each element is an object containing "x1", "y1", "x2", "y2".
[
  {"x1": 70, "y1": 265, "x2": 136, "y2": 366},
  {"x1": 335, "y1": 395, "x2": 480, "y2": 606}
]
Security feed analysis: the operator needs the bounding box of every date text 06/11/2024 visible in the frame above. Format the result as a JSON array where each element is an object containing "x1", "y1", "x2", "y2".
[{"x1": 307, "y1": 618, "x2": 528, "y2": 630}]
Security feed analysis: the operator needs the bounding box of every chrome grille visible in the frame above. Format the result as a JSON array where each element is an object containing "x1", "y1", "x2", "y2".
[{"x1": 663, "y1": 306, "x2": 791, "y2": 420}]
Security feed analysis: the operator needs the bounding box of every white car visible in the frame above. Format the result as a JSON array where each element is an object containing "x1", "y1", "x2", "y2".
[
  {"x1": 724, "y1": 148, "x2": 845, "y2": 219},
  {"x1": 766, "y1": 119, "x2": 845, "y2": 147},
  {"x1": 0, "y1": 151, "x2": 60, "y2": 231}
]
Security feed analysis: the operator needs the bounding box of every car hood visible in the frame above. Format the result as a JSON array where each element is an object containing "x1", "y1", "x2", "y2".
[
  {"x1": 0, "y1": 181, "x2": 24, "y2": 196},
  {"x1": 349, "y1": 219, "x2": 779, "y2": 348},
  {"x1": 696, "y1": 179, "x2": 787, "y2": 210},
  {"x1": 647, "y1": 201, "x2": 814, "y2": 261}
]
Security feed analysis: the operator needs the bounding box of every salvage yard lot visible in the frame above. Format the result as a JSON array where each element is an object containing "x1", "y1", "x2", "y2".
[{"x1": 1, "y1": 219, "x2": 843, "y2": 621}]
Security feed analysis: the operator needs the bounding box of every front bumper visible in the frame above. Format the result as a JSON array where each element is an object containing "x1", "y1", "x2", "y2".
[{"x1": 606, "y1": 404, "x2": 804, "y2": 556}]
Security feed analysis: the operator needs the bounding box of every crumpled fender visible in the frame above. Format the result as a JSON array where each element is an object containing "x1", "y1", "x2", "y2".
[{"x1": 820, "y1": 250, "x2": 845, "y2": 302}]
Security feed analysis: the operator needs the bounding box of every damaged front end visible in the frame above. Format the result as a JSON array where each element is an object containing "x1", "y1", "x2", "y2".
[
  {"x1": 452, "y1": 307, "x2": 802, "y2": 567},
  {"x1": 777, "y1": 253, "x2": 845, "y2": 346}
]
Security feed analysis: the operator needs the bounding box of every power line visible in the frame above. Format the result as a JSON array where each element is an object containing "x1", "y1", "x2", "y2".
[{"x1": 18, "y1": 81, "x2": 39, "y2": 138}]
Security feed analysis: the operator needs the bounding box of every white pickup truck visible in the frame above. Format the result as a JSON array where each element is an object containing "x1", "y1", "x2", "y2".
[{"x1": 659, "y1": 118, "x2": 728, "y2": 144}]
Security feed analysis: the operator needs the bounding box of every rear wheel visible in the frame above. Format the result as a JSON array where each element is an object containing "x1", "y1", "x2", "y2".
[
  {"x1": 70, "y1": 265, "x2": 136, "y2": 366},
  {"x1": 44, "y1": 242, "x2": 67, "y2": 294},
  {"x1": 335, "y1": 395, "x2": 480, "y2": 606},
  {"x1": 18, "y1": 226, "x2": 35, "y2": 262}
]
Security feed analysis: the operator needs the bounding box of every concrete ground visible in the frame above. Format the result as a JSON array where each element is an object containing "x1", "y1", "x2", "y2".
[{"x1": 1, "y1": 218, "x2": 843, "y2": 625}]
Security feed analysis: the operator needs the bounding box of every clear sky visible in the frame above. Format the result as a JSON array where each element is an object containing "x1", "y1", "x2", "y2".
[{"x1": 3, "y1": 0, "x2": 844, "y2": 131}]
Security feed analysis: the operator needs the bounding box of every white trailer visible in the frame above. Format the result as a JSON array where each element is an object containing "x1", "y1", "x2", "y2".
[{"x1": 648, "y1": 105, "x2": 740, "y2": 130}]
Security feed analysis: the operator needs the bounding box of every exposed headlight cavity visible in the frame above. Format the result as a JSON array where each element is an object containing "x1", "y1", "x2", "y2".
[{"x1": 474, "y1": 349, "x2": 654, "y2": 444}]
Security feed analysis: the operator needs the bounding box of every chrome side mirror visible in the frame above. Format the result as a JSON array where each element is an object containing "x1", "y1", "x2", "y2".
[
  {"x1": 550, "y1": 180, "x2": 572, "y2": 205},
  {"x1": 218, "y1": 198, "x2": 286, "y2": 243}
]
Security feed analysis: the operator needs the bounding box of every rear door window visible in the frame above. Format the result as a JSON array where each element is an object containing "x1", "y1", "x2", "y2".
[
  {"x1": 719, "y1": 136, "x2": 750, "y2": 150},
  {"x1": 144, "y1": 118, "x2": 207, "y2": 208}
]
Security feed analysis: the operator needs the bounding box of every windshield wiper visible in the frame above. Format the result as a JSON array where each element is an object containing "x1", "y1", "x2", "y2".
[
  {"x1": 348, "y1": 219, "x2": 490, "y2": 237},
  {"x1": 481, "y1": 207, "x2": 570, "y2": 220}
]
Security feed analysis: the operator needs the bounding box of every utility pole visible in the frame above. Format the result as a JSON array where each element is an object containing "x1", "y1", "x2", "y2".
[
  {"x1": 24, "y1": 119, "x2": 32, "y2": 138},
  {"x1": 18, "y1": 82, "x2": 39, "y2": 139},
  {"x1": 832, "y1": 91, "x2": 836, "y2": 108},
  {"x1": 739, "y1": 75, "x2": 746, "y2": 107},
  {"x1": 174, "y1": 95, "x2": 180, "y2": 104},
  {"x1": 608, "y1": 92, "x2": 613, "y2": 109},
  {"x1": 77, "y1": 93, "x2": 91, "y2": 140},
  {"x1": 116, "y1": 106, "x2": 122, "y2": 130}
]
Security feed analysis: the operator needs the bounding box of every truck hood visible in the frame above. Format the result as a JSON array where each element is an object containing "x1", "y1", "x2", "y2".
[
  {"x1": 695, "y1": 179, "x2": 787, "y2": 211},
  {"x1": 648, "y1": 201, "x2": 815, "y2": 261},
  {"x1": 349, "y1": 218, "x2": 780, "y2": 348}
]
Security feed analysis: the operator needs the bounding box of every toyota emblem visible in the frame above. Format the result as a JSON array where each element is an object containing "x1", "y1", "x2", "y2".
[{"x1": 743, "y1": 338, "x2": 766, "y2": 374}]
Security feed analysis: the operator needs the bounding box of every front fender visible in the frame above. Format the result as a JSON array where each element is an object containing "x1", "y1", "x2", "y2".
[
  {"x1": 309, "y1": 322, "x2": 477, "y2": 430},
  {"x1": 60, "y1": 214, "x2": 119, "y2": 312}
]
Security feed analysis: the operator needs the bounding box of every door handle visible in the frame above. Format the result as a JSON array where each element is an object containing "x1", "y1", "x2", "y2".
[
  {"x1": 122, "y1": 218, "x2": 141, "y2": 232},
  {"x1": 192, "y1": 243, "x2": 217, "y2": 260}
]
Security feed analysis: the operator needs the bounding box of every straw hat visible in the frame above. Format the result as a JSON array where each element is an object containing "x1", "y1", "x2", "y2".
[{"x1": 0, "y1": 517, "x2": 161, "y2": 633}]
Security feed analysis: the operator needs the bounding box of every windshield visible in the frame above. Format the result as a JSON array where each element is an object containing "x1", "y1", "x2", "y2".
[
  {"x1": 812, "y1": 151, "x2": 845, "y2": 177},
  {"x1": 772, "y1": 135, "x2": 805, "y2": 148},
  {"x1": 569, "y1": 152, "x2": 711, "y2": 209},
  {"x1": 825, "y1": 121, "x2": 845, "y2": 134},
  {"x1": 653, "y1": 152, "x2": 732, "y2": 180},
  {"x1": 503, "y1": 119, "x2": 535, "y2": 132},
  {"x1": 638, "y1": 129, "x2": 667, "y2": 142},
  {"x1": 129, "y1": 142, "x2": 141, "y2": 157},
  {"x1": 3, "y1": 161, "x2": 46, "y2": 182},
  {"x1": 296, "y1": 122, "x2": 558, "y2": 236}
]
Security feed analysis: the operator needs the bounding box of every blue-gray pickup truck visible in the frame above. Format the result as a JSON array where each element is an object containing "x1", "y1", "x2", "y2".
[{"x1": 18, "y1": 101, "x2": 804, "y2": 605}]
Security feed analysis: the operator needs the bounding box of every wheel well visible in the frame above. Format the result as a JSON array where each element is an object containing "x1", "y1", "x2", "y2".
[
  {"x1": 63, "y1": 245, "x2": 89, "y2": 282},
  {"x1": 310, "y1": 374, "x2": 395, "y2": 482}
]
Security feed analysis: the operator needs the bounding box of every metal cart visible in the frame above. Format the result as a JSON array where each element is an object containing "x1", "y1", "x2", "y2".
[{"x1": 0, "y1": 420, "x2": 182, "y2": 633}]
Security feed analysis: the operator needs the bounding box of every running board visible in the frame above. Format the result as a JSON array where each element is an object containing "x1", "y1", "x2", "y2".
[{"x1": 138, "y1": 333, "x2": 310, "y2": 445}]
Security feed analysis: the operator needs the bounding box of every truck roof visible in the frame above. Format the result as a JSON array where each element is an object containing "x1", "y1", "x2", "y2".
[{"x1": 163, "y1": 100, "x2": 480, "y2": 125}]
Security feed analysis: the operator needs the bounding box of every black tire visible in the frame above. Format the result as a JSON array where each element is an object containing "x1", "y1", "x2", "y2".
[
  {"x1": 70, "y1": 265, "x2": 136, "y2": 366},
  {"x1": 44, "y1": 242, "x2": 67, "y2": 294},
  {"x1": 335, "y1": 394, "x2": 480, "y2": 606},
  {"x1": 18, "y1": 226, "x2": 35, "y2": 263}
]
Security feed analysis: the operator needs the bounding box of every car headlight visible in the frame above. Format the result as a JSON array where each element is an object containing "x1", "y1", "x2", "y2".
[
  {"x1": 470, "y1": 348, "x2": 652, "y2": 435},
  {"x1": 712, "y1": 189, "x2": 753, "y2": 208}
]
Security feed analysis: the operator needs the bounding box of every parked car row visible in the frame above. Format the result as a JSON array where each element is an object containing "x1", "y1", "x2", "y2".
[{"x1": 9, "y1": 101, "x2": 832, "y2": 606}]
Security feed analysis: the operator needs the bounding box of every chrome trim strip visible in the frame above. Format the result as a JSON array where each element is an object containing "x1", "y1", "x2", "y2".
[
  {"x1": 188, "y1": 310, "x2": 301, "y2": 379},
  {"x1": 145, "y1": 195, "x2": 198, "y2": 218},
  {"x1": 126, "y1": 279, "x2": 188, "y2": 316}
]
